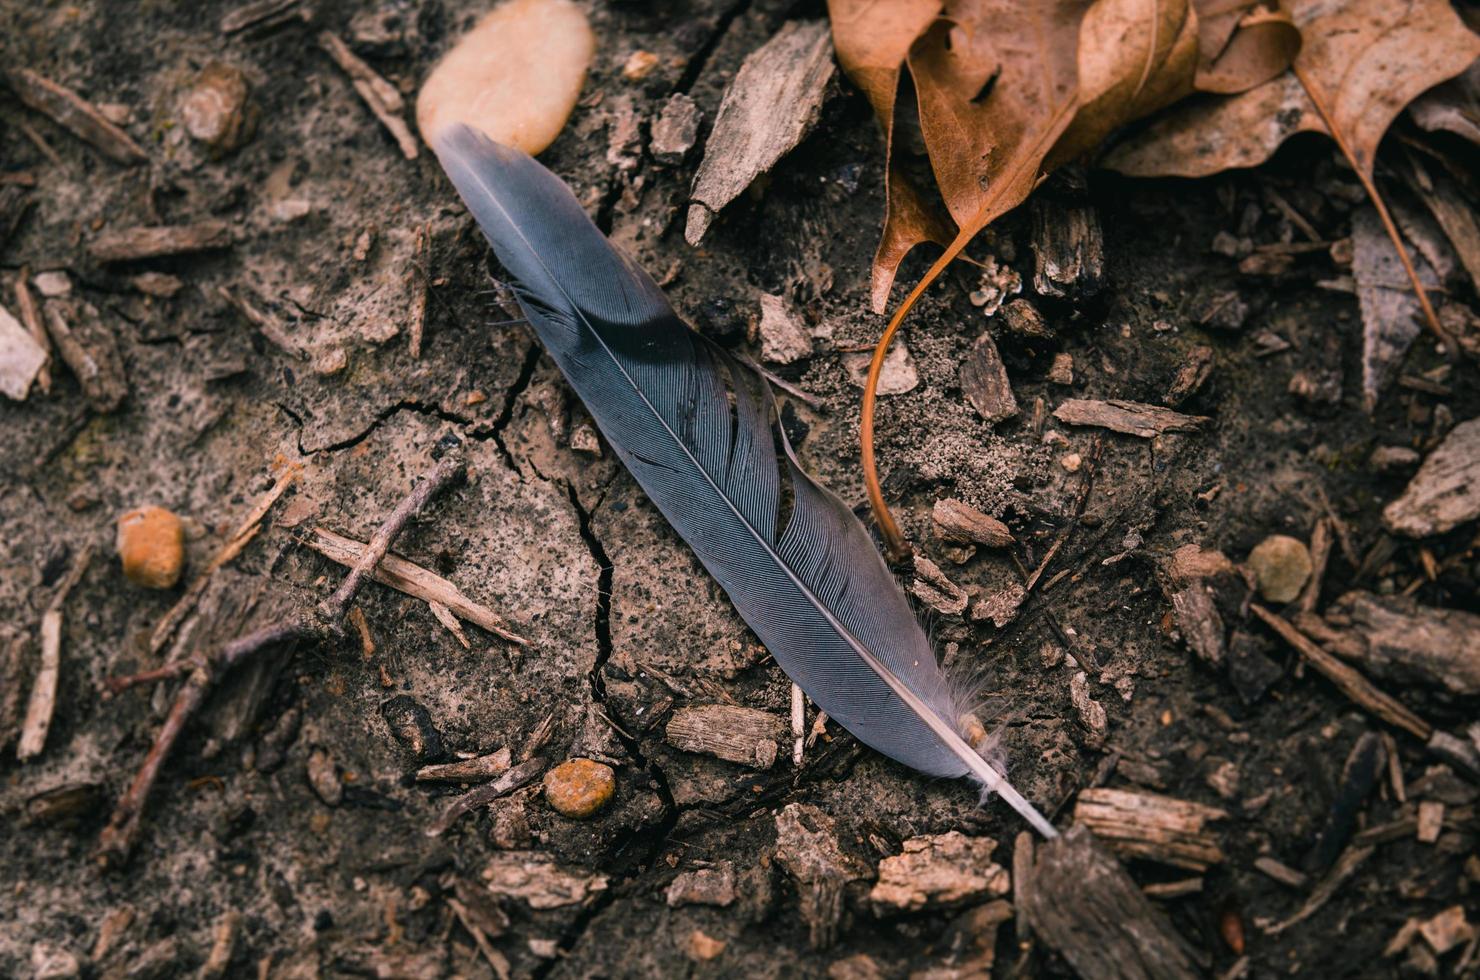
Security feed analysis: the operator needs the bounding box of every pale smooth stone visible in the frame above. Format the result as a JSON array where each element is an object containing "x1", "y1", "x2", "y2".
[{"x1": 417, "y1": 0, "x2": 594, "y2": 154}]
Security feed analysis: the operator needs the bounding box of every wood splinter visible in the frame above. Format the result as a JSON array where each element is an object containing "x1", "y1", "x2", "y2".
[
  {"x1": 319, "y1": 31, "x2": 419, "y2": 160},
  {"x1": 3, "y1": 68, "x2": 148, "y2": 165},
  {"x1": 16, "y1": 545, "x2": 93, "y2": 761}
]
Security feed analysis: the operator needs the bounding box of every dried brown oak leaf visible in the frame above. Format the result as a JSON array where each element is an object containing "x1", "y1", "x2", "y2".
[
  {"x1": 1046, "y1": 0, "x2": 1202, "y2": 167},
  {"x1": 848, "y1": 0, "x2": 1087, "y2": 553},
  {"x1": 1106, "y1": 0, "x2": 1480, "y2": 180},
  {"x1": 827, "y1": 0, "x2": 952, "y2": 313},
  {"x1": 1192, "y1": 0, "x2": 1301, "y2": 95}
]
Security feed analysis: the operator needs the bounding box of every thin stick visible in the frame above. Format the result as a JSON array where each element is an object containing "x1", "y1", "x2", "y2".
[
  {"x1": 319, "y1": 453, "x2": 465, "y2": 622},
  {"x1": 16, "y1": 546, "x2": 93, "y2": 761},
  {"x1": 409, "y1": 221, "x2": 429, "y2": 358},
  {"x1": 98, "y1": 454, "x2": 466, "y2": 866},
  {"x1": 1250, "y1": 603, "x2": 1431, "y2": 740},
  {"x1": 1293, "y1": 65, "x2": 1453, "y2": 353},
  {"x1": 151, "y1": 464, "x2": 301, "y2": 655},
  {"x1": 791, "y1": 683, "x2": 805, "y2": 766},
  {"x1": 305, "y1": 527, "x2": 527, "y2": 644}
]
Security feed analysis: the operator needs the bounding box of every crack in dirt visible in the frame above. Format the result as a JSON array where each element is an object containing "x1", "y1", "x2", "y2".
[
  {"x1": 530, "y1": 479, "x2": 685, "y2": 976},
  {"x1": 488, "y1": 340, "x2": 544, "y2": 472},
  {"x1": 296, "y1": 399, "x2": 482, "y2": 456}
]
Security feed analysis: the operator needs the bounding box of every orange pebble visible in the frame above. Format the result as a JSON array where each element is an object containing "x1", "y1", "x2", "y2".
[{"x1": 116, "y1": 506, "x2": 185, "y2": 589}]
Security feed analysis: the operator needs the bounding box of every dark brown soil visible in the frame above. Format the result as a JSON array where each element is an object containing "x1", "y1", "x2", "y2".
[{"x1": 2, "y1": 2, "x2": 1477, "y2": 978}]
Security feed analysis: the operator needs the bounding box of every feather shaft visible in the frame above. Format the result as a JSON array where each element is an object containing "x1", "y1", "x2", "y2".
[{"x1": 432, "y1": 125, "x2": 1057, "y2": 838}]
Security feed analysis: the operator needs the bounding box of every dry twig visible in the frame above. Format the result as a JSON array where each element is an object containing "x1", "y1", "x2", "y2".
[
  {"x1": 17, "y1": 545, "x2": 93, "y2": 761},
  {"x1": 318, "y1": 31, "x2": 419, "y2": 160},
  {"x1": 3, "y1": 69, "x2": 147, "y2": 164},
  {"x1": 305, "y1": 526, "x2": 528, "y2": 645},
  {"x1": 1250, "y1": 603, "x2": 1432, "y2": 740},
  {"x1": 97, "y1": 453, "x2": 466, "y2": 866}
]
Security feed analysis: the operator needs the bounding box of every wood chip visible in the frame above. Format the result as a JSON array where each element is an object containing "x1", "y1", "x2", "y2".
[
  {"x1": 932, "y1": 498, "x2": 1013, "y2": 547},
  {"x1": 1070, "y1": 671, "x2": 1108, "y2": 748},
  {"x1": 1023, "y1": 825, "x2": 1201, "y2": 980},
  {"x1": 1072, "y1": 787, "x2": 1227, "y2": 871},
  {"x1": 756, "y1": 292, "x2": 814, "y2": 364},
  {"x1": 664, "y1": 704, "x2": 784, "y2": 768},
  {"x1": 89, "y1": 222, "x2": 233, "y2": 262},
  {"x1": 417, "y1": 747, "x2": 512, "y2": 783},
  {"x1": 17, "y1": 546, "x2": 92, "y2": 761},
  {"x1": 869, "y1": 832, "x2": 1008, "y2": 913},
  {"x1": 0, "y1": 301, "x2": 47, "y2": 401},
  {"x1": 1419, "y1": 906, "x2": 1473, "y2": 955},
  {"x1": 773, "y1": 802, "x2": 870, "y2": 949},
  {"x1": 1164, "y1": 345, "x2": 1214, "y2": 407},
  {"x1": 306, "y1": 526, "x2": 527, "y2": 645},
  {"x1": 910, "y1": 555, "x2": 968, "y2": 616},
  {"x1": 960, "y1": 332, "x2": 1019, "y2": 423},
  {"x1": 1383, "y1": 418, "x2": 1480, "y2": 537},
  {"x1": 320, "y1": 31, "x2": 419, "y2": 160},
  {"x1": 12, "y1": 272, "x2": 51, "y2": 395},
  {"x1": 1054, "y1": 399, "x2": 1209, "y2": 438},
  {"x1": 1250, "y1": 604, "x2": 1432, "y2": 740},
  {"x1": 3, "y1": 69, "x2": 147, "y2": 164},
  {"x1": 220, "y1": 0, "x2": 307, "y2": 34},
  {"x1": 1416, "y1": 800, "x2": 1445, "y2": 844},
  {"x1": 1162, "y1": 576, "x2": 1225, "y2": 666},
  {"x1": 1316, "y1": 591, "x2": 1480, "y2": 696},
  {"x1": 480, "y1": 849, "x2": 608, "y2": 908},
  {"x1": 685, "y1": 21, "x2": 834, "y2": 244},
  {"x1": 43, "y1": 299, "x2": 128, "y2": 412},
  {"x1": 1031, "y1": 196, "x2": 1105, "y2": 301}
]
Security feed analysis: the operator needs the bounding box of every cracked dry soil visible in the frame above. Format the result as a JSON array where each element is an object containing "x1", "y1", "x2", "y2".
[{"x1": 4, "y1": 1, "x2": 1479, "y2": 978}]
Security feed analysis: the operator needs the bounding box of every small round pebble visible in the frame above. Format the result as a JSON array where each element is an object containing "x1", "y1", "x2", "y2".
[
  {"x1": 116, "y1": 506, "x2": 185, "y2": 589},
  {"x1": 542, "y1": 758, "x2": 615, "y2": 819},
  {"x1": 1246, "y1": 534, "x2": 1312, "y2": 604}
]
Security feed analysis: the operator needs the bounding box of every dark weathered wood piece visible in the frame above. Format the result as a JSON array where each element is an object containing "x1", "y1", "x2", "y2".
[
  {"x1": 1031, "y1": 196, "x2": 1105, "y2": 301},
  {"x1": 960, "y1": 332, "x2": 1019, "y2": 423},
  {"x1": 1314, "y1": 591, "x2": 1480, "y2": 696},
  {"x1": 220, "y1": 0, "x2": 308, "y2": 34},
  {"x1": 1054, "y1": 399, "x2": 1208, "y2": 438},
  {"x1": 933, "y1": 498, "x2": 1014, "y2": 547},
  {"x1": 1023, "y1": 826, "x2": 1201, "y2": 980},
  {"x1": 89, "y1": 222, "x2": 233, "y2": 262},
  {"x1": 1383, "y1": 418, "x2": 1480, "y2": 537},
  {"x1": 3, "y1": 69, "x2": 148, "y2": 164},
  {"x1": 1163, "y1": 345, "x2": 1214, "y2": 407}
]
